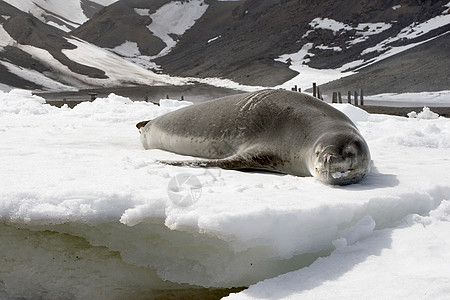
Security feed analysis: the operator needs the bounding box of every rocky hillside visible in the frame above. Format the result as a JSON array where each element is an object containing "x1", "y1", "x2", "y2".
[
  {"x1": 155, "y1": 0, "x2": 450, "y2": 88},
  {"x1": 0, "y1": 1, "x2": 106, "y2": 90},
  {"x1": 1, "y1": 0, "x2": 449, "y2": 94}
]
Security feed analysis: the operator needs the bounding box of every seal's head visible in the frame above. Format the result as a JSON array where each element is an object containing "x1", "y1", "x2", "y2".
[{"x1": 311, "y1": 132, "x2": 371, "y2": 185}]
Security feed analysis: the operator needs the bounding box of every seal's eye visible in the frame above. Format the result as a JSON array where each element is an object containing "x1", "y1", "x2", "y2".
[{"x1": 315, "y1": 151, "x2": 320, "y2": 157}]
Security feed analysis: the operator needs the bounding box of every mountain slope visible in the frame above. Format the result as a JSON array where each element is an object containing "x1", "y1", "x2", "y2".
[
  {"x1": 0, "y1": 1, "x2": 105, "y2": 90},
  {"x1": 2, "y1": 0, "x2": 118, "y2": 31},
  {"x1": 1, "y1": 0, "x2": 449, "y2": 93},
  {"x1": 0, "y1": 0, "x2": 179, "y2": 91},
  {"x1": 155, "y1": 0, "x2": 450, "y2": 88},
  {"x1": 72, "y1": 0, "x2": 173, "y2": 56},
  {"x1": 319, "y1": 31, "x2": 450, "y2": 95}
]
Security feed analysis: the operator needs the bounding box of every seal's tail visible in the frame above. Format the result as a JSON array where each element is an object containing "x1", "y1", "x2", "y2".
[{"x1": 136, "y1": 120, "x2": 151, "y2": 133}]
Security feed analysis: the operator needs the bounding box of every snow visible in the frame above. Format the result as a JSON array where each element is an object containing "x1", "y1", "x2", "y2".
[
  {"x1": 90, "y1": 0, "x2": 118, "y2": 6},
  {"x1": 396, "y1": 14, "x2": 450, "y2": 40},
  {"x1": 109, "y1": 41, "x2": 141, "y2": 57},
  {"x1": 62, "y1": 38, "x2": 186, "y2": 86},
  {"x1": 310, "y1": 17, "x2": 352, "y2": 33},
  {"x1": 0, "y1": 83, "x2": 13, "y2": 92},
  {"x1": 275, "y1": 43, "x2": 355, "y2": 91},
  {"x1": 193, "y1": 77, "x2": 265, "y2": 92},
  {"x1": 280, "y1": 10, "x2": 448, "y2": 88},
  {"x1": 362, "y1": 9, "x2": 450, "y2": 56},
  {"x1": 226, "y1": 202, "x2": 450, "y2": 299},
  {"x1": 2, "y1": 25, "x2": 182, "y2": 90},
  {"x1": 145, "y1": 0, "x2": 209, "y2": 57},
  {"x1": 208, "y1": 35, "x2": 222, "y2": 43},
  {"x1": 307, "y1": 18, "x2": 391, "y2": 44},
  {"x1": 1, "y1": 89, "x2": 450, "y2": 299},
  {"x1": 0, "y1": 24, "x2": 14, "y2": 50},
  {"x1": 0, "y1": 28, "x2": 263, "y2": 92},
  {"x1": 107, "y1": 41, "x2": 162, "y2": 71},
  {"x1": 3, "y1": 0, "x2": 119, "y2": 30},
  {"x1": 134, "y1": 8, "x2": 150, "y2": 16},
  {"x1": 349, "y1": 22, "x2": 392, "y2": 45},
  {"x1": 408, "y1": 107, "x2": 440, "y2": 120},
  {"x1": 45, "y1": 21, "x2": 72, "y2": 32},
  {"x1": 315, "y1": 45, "x2": 342, "y2": 51},
  {"x1": 444, "y1": 2, "x2": 450, "y2": 14},
  {"x1": 365, "y1": 91, "x2": 450, "y2": 107},
  {"x1": 277, "y1": 18, "x2": 392, "y2": 90},
  {"x1": 0, "y1": 60, "x2": 76, "y2": 91},
  {"x1": 3, "y1": 0, "x2": 88, "y2": 29}
]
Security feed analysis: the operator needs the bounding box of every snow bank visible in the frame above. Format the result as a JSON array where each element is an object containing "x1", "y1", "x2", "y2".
[
  {"x1": 0, "y1": 89, "x2": 57, "y2": 115},
  {"x1": 226, "y1": 200, "x2": 450, "y2": 300},
  {"x1": 408, "y1": 107, "x2": 440, "y2": 119},
  {"x1": 1, "y1": 89, "x2": 450, "y2": 299}
]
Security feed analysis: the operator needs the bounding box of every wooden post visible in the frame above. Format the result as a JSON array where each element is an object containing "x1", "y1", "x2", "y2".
[
  {"x1": 88, "y1": 92, "x2": 98, "y2": 101},
  {"x1": 316, "y1": 87, "x2": 322, "y2": 99},
  {"x1": 298, "y1": 87, "x2": 301, "y2": 93},
  {"x1": 181, "y1": 95, "x2": 184, "y2": 101},
  {"x1": 332, "y1": 92, "x2": 337, "y2": 103},
  {"x1": 338, "y1": 92, "x2": 342, "y2": 103},
  {"x1": 347, "y1": 91, "x2": 352, "y2": 104},
  {"x1": 166, "y1": 95, "x2": 169, "y2": 99},
  {"x1": 360, "y1": 89, "x2": 364, "y2": 106},
  {"x1": 354, "y1": 91, "x2": 359, "y2": 106},
  {"x1": 313, "y1": 83, "x2": 317, "y2": 98}
]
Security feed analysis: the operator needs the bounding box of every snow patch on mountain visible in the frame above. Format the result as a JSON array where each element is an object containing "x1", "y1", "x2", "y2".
[
  {"x1": 278, "y1": 8, "x2": 450, "y2": 91},
  {"x1": 363, "y1": 13, "x2": 450, "y2": 55},
  {"x1": 3, "y1": 0, "x2": 88, "y2": 30},
  {"x1": 309, "y1": 17, "x2": 353, "y2": 33},
  {"x1": 275, "y1": 43, "x2": 355, "y2": 91},
  {"x1": 3, "y1": 0, "x2": 118, "y2": 31},
  {"x1": 144, "y1": 0, "x2": 209, "y2": 57},
  {"x1": 62, "y1": 38, "x2": 185, "y2": 86},
  {"x1": 304, "y1": 17, "x2": 392, "y2": 46},
  {"x1": 90, "y1": 0, "x2": 119, "y2": 6},
  {"x1": 0, "y1": 60, "x2": 76, "y2": 91},
  {"x1": 349, "y1": 22, "x2": 393, "y2": 45},
  {"x1": 0, "y1": 25, "x2": 14, "y2": 50},
  {"x1": 110, "y1": 41, "x2": 141, "y2": 57}
]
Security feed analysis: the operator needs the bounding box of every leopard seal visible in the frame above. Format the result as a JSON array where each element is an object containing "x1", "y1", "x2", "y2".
[{"x1": 137, "y1": 89, "x2": 371, "y2": 185}]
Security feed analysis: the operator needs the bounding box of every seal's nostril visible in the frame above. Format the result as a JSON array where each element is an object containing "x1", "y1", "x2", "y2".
[{"x1": 323, "y1": 154, "x2": 335, "y2": 164}]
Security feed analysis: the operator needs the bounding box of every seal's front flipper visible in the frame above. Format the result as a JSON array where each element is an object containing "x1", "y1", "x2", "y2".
[{"x1": 158, "y1": 152, "x2": 281, "y2": 172}]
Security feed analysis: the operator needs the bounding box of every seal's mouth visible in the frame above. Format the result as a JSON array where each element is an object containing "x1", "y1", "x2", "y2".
[
  {"x1": 315, "y1": 168, "x2": 354, "y2": 177},
  {"x1": 314, "y1": 167, "x2": 363, "y2": 185}
]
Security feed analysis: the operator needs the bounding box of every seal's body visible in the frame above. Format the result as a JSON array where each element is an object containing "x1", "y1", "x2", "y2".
[{"x1": 138, "y1": 89, "x2": 371, "y2": 185}]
